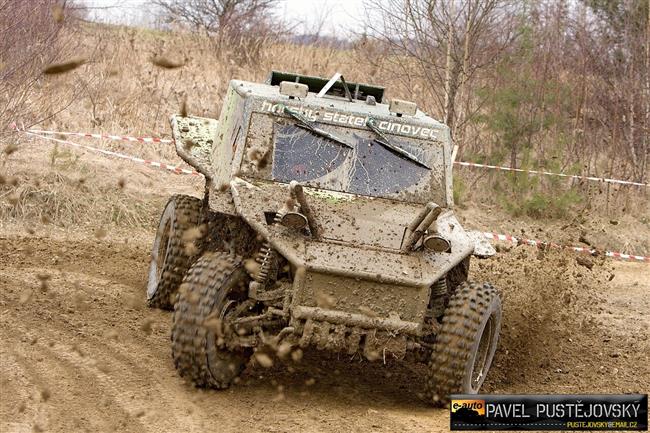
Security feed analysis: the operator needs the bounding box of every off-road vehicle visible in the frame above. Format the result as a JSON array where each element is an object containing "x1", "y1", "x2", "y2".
[{"x1": 146, "y1": 71, "x2": 501, "y2": 405}]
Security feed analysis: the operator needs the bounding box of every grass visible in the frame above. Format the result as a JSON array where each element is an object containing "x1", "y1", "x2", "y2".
[
  {"x1": 0, "y1": 163, "x2": 163, "y2": 229},
  {"x1": 2, "y1": 22, "x2": 647, "y2": 238}
]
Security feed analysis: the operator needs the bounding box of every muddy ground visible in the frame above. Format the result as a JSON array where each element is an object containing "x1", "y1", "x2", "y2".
[{"x1": 0, "y1": 228, "x2": 648, "y2": 433}]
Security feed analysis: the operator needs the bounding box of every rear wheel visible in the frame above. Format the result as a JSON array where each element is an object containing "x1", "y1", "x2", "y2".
[
  {"x1": 147, "y1": 194, "x2": 204, "y2": 309},
  {"x1": 425, "y1": 282, "x2": 501, "y2": 406},
  {"x1": 171, "y1": 251, "x2": 252, "y2": 388}
]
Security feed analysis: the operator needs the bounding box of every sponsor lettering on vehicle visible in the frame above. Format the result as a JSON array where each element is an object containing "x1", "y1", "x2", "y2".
[{"x1": 261, "y1": 100, "x2": 440, "y2": 140}]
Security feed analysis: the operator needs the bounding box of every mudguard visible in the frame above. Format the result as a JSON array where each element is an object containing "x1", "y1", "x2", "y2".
[
  {"x1": 466, "y1": 230, "x2": 497, "y2": 258},
  {"x1": 170, "y1": 115, "x2": 218, "y2": 178}
]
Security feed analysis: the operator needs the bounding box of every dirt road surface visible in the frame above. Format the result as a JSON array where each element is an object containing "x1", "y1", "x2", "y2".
[{"x1": 1, "y1": 231, "x2": 648, "y2": 433}]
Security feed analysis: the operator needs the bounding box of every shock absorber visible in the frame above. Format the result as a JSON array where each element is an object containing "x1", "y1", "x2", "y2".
[
  {"x1": 254, "y1": 241, "x2": 274, "y2": 284},
  {"x1": 429, "y1": 277, "x2": 448, "y2": 317}
]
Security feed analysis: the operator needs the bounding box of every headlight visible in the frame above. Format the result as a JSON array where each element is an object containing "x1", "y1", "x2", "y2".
[
  {"x1": 423, "y1": 234, "x2": 450, "y2": 252},
  {"x1": 280, "y1": 211, "x2": 308, "y2": 229}
]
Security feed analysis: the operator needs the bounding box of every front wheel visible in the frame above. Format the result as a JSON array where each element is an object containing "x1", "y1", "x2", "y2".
[
  {"x1": 425, "y1": 282, "x2": 501, "y2": 406},
  {"x1": 171, "y1": 251, "x2": 252, "y2": 388},
  {"x1": 147, "y1": 194, "x2": 204, "y2": 309}
]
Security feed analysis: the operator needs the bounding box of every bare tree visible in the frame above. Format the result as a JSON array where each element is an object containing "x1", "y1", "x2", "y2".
[
  {"x1": 153, "y1": 0, "x2": 279, "y2": 37},
  {"x1": 152, "y1": 0, "x2": 284, "y2": 64},
  {"x1": 360, "y1": 0, "x2": 521, "y2": 147},
  {"x1": 0, "y1": 0, "x2": 85, "y2": 144},
  {"x1": 576, "y1": 0, "x2": 649, "y2": 182}
]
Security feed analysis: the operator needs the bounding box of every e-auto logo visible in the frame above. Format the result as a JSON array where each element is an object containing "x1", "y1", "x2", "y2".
[{"x1": 451, "y1": 399, "x2": 486, "y2": 417}]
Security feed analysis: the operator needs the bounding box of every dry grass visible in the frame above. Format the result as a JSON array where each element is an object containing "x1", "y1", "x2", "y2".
[
  {"x1": 0, "y1": 169, "x2": 159, "y2": 228},
  {"x1": 40, "y1": 23, "x2": 412, "y2": 142},
  {"x1": 1, "y1": 22, "x2": 647, "y2": 253},
  {"x1": 0, "y1": 134, "x2": 200, "y2": 230}
]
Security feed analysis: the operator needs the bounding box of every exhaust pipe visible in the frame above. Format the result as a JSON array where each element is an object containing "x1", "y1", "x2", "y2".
[{"x1": 402, "y1": 202, "x2": 443, "y2": 252}]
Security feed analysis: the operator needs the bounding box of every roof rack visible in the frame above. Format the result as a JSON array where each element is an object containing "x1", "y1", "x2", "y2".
[{"x1": 266, "y1": 71, "x2": 385, "y2": 103}]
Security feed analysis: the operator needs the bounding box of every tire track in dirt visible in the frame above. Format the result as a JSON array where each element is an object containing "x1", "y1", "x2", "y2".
[
  {"x1": 0, "y1": 351, "x2": 44, "y2": 433},
  {"x1": 3, "y1": 321, "x2": 212, "y2": 433},
  {"x1": 1, "y1": 234, "x2": 648, "y2": 432},
  {"x1": 0, "y1": 239, "x2": 212, "y2": 432}
]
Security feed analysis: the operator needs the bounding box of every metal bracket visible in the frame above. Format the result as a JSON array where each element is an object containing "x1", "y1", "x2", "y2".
[{"x1": 316, "y1": 72, "x2": 353, "y2": 102}]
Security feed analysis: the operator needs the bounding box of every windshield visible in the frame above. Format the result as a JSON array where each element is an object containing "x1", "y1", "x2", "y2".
[{"x1": 241, "y1": 113, "x2": 447, "y2": 204}]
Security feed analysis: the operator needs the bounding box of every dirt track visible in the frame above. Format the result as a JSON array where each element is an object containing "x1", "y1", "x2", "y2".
[{"x1": 1, "y1": 232, "x2": 648, "y2": 433}]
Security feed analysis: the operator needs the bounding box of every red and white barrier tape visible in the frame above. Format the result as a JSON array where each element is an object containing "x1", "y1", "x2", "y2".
[
  {"x1": 21, "y1": 130, "x2": 201, "y2": 177},
  {"x1": 456, "y1": 161, "x2": 648, "y2": 187},
  {"x1": 24, "y1": 128, "x2": 173, "y2": 144},
  {"x1": 9, "y1": 126, "x2": 649, "y2": 262},
  {"x1": 482, "y1": 232, "x2": 649, "y2": 262},
  {"x1": 17, "y1": 127, "x2": 648, "y2": 187}
]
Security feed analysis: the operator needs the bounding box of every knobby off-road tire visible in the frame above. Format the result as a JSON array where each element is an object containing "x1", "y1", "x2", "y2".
[
  {"x1": 147, "y1": 195, "x2": 204, "y2": 310},
  {"x1": 171, "y1": 251, "x2": 252, "y2": 389},
  {"x1": 426, "y1": 282, "x2": 501, "y2": 406}
]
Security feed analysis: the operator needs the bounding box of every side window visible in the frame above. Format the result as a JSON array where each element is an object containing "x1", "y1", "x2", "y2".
[{"x1": 240, "y1": 113, "x2": 275, "y2": 177}]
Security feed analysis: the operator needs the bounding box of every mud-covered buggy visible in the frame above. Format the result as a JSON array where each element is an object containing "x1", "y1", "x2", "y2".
[{"x1": 146, "y1": 72, "x2": 501, "y2": 405}]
